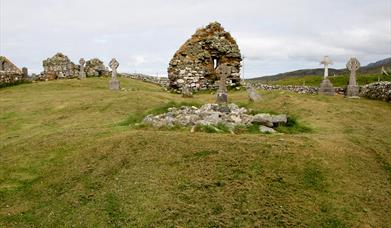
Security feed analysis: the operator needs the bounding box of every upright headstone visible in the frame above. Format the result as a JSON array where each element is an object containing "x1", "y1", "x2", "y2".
[
  {"x1": 246, "y1": 83, "x2": 261, "y2": 102},
  {"x1": 22, "y1": 67, "x2": 28, "y2": 79},
  {"x1": 381, "y1": 66, "x2": 389, "y2": 76},
  {"x1": 109, "y1": 58, "x2": 120, "y2": 90},
  {"x1": 319, "y1": 56, "x2": 335, "y2": 96},
  {"x1": 58, "y1": 71, "x2": 64, "y2": 79},
  {"x1": 79, "y1": 58, "x2": 86, "y2": 79},
  {"x1": 182, "y1": 84, "x2": 193, "y2": 98},
  {"x1": 346, "y1": 57, "x2": 360, "y2": 97},
  {"x1": 216, "y1": 64, "x2": 231, "y2": 104}
]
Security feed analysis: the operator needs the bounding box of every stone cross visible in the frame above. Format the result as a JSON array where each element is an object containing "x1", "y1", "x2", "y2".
[
  {"x1": 346, "y1": 57, "x2": 360, "y2": 86},
  {"x1": 109, "y1": 58, "x2": 120, "y2": 90},
  {"x1": 320, "y1": 56, "x2": 332, "y2": 79},
  {"x1": 79, "y1": 58, "x2": 86, "y2": 79},
  {"x1": 181, "y1": 84, "x2": 193, "y2": 98},
  {"x1": 345, "y1": 57, "x2": 360, "y2": 97},
  {"x1": 109, "y1": 58, "x2": 119, "y2": 79},
  {"x1": 22, "y1": 67, "x2": 28, "y2": 79},
  {"x1": 216, "y1": 64, "x2": 231, "y2": 104}
]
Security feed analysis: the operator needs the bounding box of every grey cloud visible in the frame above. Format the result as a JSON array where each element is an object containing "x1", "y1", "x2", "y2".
[{"x1": 1, "y1": 0, "x2": 390, "y2": 77}]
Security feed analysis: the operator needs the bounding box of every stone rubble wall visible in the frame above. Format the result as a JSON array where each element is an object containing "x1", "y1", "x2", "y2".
[
  {"x1": 38, "y1": 53, "x2": 79, "y2": 80},
  {"x1": 0, "y1": 56, "x2": 25, "y2": 86},
  {"x1": 0, "y1": 71, "x2": 25, "y2": 86},
  {"x1": 142, "y1": 103, "x2": 287, "y2": 133},
  {"x1": 85, "y1": 58, "x2": 109, "y2": 77},
  {"x1": 36, "y1": 53, "x2": 109, "y2": 81},
  {"x1": 360, "y1": 81, "x2": 391, "y2": 102}
]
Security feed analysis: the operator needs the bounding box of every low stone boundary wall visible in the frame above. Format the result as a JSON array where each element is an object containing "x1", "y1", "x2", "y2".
[
  {"x1": 122, "y1": 73, "x2": 169, "y2": 87},
  {"x1": 251, "y1": 83, "x2": 345, "y2": 95},
  {"x1": 360, "y1": 82, "x2": 391, "y2": 102}
]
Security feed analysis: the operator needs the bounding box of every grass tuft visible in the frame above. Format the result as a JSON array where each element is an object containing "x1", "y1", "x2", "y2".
[{"x1": 275, "y1": 116, "x2": 312, "y2": 134}]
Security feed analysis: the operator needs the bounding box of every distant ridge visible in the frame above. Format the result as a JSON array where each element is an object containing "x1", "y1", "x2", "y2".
[{"x1": 250, "y1": 57, "x2": 391, "y2": 82}]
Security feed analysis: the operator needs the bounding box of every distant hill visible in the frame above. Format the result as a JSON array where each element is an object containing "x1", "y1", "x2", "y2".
[{"x1": 250, "y1": 57, "x2": 391, "y2": 82}]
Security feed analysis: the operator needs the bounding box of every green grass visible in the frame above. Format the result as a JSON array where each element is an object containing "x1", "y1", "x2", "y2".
[
  {"x1": 257, "y1": 73, "x2": 391, "y2": 87},
  {"x1": 1, "y1": 77, "x2": 391, "y2": 227},
  {"x1": 117, "y1": 100, "x2": 201, "y2": 126}
]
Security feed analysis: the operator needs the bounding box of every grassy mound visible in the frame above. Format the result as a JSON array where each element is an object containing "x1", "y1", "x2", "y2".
[{"x1": 1, "y1": 78, "x2": 391, "y2": 227}]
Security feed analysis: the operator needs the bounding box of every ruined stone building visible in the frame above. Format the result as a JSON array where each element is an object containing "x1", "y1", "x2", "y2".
[
  {"x1": 168, "y1": 22, "x2": 242, "y2": 92},
  {"x1": 38, "y1": 53, "x2": 109, "y2": 80},
  {"x1": 0, "y1": 56, "x2": 24, "y2": 86},
  {"x1": 40, "y1": 53, "x2": 79, "y2": 80},
  {"x1": 85, "y1": 58, "x2": 109, "y2": 77}
]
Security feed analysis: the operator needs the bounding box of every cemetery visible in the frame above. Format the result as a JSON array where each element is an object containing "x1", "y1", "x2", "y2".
[{"x1": 1, "y1": 5, "x2": 391, "y2": 227}]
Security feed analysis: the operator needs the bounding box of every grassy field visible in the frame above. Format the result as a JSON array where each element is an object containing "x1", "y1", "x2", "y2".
[
  {"x1": 253, "y1": 73, "x2": 391, "y2": 87},
  {"x1": 1, "y1": 78, "x2": 391, "y2": 227}
]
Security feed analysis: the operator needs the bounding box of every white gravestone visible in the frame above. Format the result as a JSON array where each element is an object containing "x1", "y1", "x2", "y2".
[{"x1": 318, "y1": 56, "x2": 335, "y2": 96}]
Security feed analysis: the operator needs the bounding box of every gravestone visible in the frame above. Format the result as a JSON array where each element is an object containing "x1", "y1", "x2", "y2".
[
  {"x1": 79, "y1": 58, "x2": 86, "y2": 79},
  {"x1": 22, "y1": 67, "x2": 28, "y2": 79},
  {"x1": 346, "y1": 57, "x2": 360, "y2": 97},
  {"x1": 182, "y1": 84, "x2": 193, "y2": 98},
  {"x1": 109, "y1": 58, "x2": 120, "y2": 90},
  {"x1": 246, "y1": 83, "x2": 261, "y2": 102},
  {"x1": 216, "y1": 64, "x2": 231, "y2": 104},
  {"x1": 318, "y1": 56, "x2": 335, "y2": 96}
]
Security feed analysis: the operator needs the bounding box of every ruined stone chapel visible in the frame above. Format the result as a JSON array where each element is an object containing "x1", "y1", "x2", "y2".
[{"x1": 168, "y1": 22, "x2": 242, "y2": 92}]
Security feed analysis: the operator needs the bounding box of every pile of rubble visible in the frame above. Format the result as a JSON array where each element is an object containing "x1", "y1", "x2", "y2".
[
  {"x1": 168, "y1": 22, "x2": 242, "y2": 93},
  {"x1": 360, "y1": 81, "x2": 391, "y2": 102},
  {"x1": 142, "y1": 103, "x2": 287, "y2": 133}
]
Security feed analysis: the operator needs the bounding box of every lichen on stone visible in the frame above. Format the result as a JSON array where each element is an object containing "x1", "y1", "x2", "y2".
[{"x1": 168, "y1": 22, "x2": 242, "y2": 93}]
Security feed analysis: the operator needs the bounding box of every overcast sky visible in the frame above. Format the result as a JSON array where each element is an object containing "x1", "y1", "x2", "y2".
[{"x1": 0, "y1": 0, "x2": 390, "y2": 77}]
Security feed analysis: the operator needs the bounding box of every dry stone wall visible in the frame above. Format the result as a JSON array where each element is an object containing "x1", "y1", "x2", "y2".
[
  {"x1": 122, "y1": 73, "x2": 169, "y2": 87},
  {"x1": 360, "y1": 81, "x2": 391, "y2": 102},
  {"x1": 168, "y1": 22, "x2": 242, "y2": 92},
  {"x1": 251, "y1": 83, "x2": 345, "y2": 95}
]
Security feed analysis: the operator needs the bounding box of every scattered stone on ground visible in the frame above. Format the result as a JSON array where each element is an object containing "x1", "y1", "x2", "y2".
[
  {"x1": 168, "y1": 22, "x2": 242, "y2": 93},
  {"x1": 142, "y1": 103, "x2": 287, "y2": 133}
]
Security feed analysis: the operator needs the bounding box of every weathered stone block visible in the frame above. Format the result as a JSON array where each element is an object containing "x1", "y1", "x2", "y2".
[
  {"x1": 109, "y1": 79, "x2": 120, "y2": 90},
  {"x1": 319, "y1": 79, "x2": 335, "y2": 96}
]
